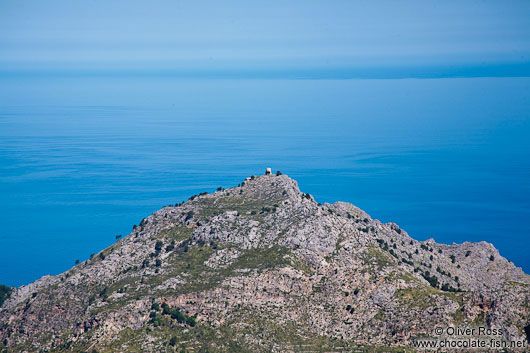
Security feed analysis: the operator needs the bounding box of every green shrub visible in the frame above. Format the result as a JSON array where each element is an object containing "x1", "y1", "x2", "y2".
[
  {"x1": 422, "y1": 271, "x2": 439, "y2": 288},
  {"x1": 173, "y1": 310, "x2": 186, "y2": 323},
  {"x1": 170, "y1": 336, "x2": 177, "y2": 346},
  {"x1": 186, "y1": 316, "x2": 196, "y2": 327},
  {"x1": 440, "y1": 283, "x2": 462, "y2": 293},
  {"x1": 165, "y1": 241, "x2": 175, "y2": 252},
  {"x1": 148, "y1": 312, "x2": 161, "y2": 327},
  {"x1": 0, "y1": 285, "x2": 12, "y2": 307},
  {"x1": 161, "y1": 303, "x2": 196, "y2": 326},
  {"x1": 402, "y1": 258, "x2": 413, "y2": 265}
]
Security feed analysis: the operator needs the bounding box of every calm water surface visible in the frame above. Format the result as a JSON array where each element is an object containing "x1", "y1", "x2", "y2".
[{"x1": 1, "y1": 76, "x2": 529, "y2": 286}]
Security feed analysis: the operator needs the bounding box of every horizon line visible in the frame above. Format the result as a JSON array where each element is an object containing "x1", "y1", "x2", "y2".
[{"x1": 1, "y1": 62, "x2": 530, "y2": 80}]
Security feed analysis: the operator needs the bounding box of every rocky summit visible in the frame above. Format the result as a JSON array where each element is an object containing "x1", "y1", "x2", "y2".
[{"x1": 1, "y1": 173, "x2": 529, "y2": 352}]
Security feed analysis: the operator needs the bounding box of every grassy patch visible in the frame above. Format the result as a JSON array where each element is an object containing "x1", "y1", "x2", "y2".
[
  {"x1": 230, "y1": 246, "x2": 291, "y2": 272},
  {"x1": 157, "y1": 226, "x2": 194, "y2": 243},
  {"x1": 395, "y1": 284, "x2": 464, "y2": 319},
  {"x1": 394, "y1": 287, "x2": 437, "y2": 310},
  {"x1": 193, "y1": 190, "x2": 288, "y2": 222},
  {"x1": 362, "y1": 246, "x2": 396, "y2": 269}
]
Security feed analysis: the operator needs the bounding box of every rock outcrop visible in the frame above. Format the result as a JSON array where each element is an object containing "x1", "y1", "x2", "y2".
[{"x1": 1, "y1": 173, "x2": 529, "y2": 352}]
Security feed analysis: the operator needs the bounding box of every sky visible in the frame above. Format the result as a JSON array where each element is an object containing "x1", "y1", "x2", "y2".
[{"x1": 1, "y1": 0, "x2": 530, "y2": 76}]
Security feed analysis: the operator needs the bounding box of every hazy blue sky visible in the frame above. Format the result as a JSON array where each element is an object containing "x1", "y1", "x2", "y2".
[{"x1": 1, "y1": 0, "x2": 530, "y2": 75}]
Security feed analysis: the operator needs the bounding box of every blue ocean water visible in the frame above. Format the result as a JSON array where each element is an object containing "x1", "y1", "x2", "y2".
[{"x1": 0, "y1": 75, "x2": 529, "y2": 286}]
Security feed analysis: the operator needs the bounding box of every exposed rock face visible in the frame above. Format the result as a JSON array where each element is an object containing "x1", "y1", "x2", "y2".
[{"x1": 1, "y1": 174, "x2": 529, "y2": 352}]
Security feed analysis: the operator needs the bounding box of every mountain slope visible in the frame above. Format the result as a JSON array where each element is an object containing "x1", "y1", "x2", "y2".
[{"x1": 1, "y1": 173, "x2": 529, "y2": 352}]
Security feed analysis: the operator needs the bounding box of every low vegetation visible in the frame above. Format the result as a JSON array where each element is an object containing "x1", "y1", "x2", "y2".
[{"x1": 0, "y1": 284, "x2": 12, "y2": 307}]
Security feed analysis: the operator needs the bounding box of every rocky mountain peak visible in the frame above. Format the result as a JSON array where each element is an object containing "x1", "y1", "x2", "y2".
[{"x1": 1, "y1": 173, "x2": 529, "y2": 352}]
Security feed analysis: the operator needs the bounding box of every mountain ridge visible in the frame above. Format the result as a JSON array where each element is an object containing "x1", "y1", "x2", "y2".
[{"x1": 1, "y1": 173, "x2": 529, "y2": 352}]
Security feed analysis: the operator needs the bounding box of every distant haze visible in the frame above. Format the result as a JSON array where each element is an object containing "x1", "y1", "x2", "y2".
[{"x1": 1, "y1": 0, "x2": 529, "y2": 77}]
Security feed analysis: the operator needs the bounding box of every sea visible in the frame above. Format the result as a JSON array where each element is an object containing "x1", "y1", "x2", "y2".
[{"x1": 1, "y1": 74, "x2": 529, "y2": 286}]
